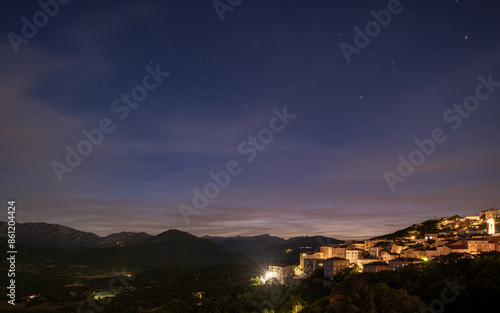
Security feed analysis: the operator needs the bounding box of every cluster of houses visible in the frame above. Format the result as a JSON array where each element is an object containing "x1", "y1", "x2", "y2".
[{"x1": 265, "y1": 208, "x2": 500, "y2": 284}]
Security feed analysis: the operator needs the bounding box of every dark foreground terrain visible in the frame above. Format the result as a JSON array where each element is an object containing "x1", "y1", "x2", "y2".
[{"x1": 1, "y1": 251, "x2": 499, "y2": 312}]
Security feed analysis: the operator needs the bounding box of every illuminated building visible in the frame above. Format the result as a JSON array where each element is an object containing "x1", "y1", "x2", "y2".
[
  {"x1": 425, "y1": 233, "x2": 438, "y2": 240},
  {"x1": 364, "y1": 239, "x2": 386, "y2": 250},
  {"x1": 488, "y1": 218, "x2": 495, "y2": 235},
  {"x1": 465, "y1": 215, "x2": 480, "y2": 221},
  {"x1": 381, "y1": 251, "x2": 399, "y2": 262},
  {"x1": 437, "y1": 243, "x2": 468, "y2": 256},
  {"x1": 462, "y1": 237, "x2": 495, "y2": 253},
  {"x1": 369, "y1": 246, "x2": 384, "y2": 257},
  {"x1": 299, "y1": 251, "x2": 323, "y2": 269},
  {"x1": 266, "y1": 265, "x2": 295, "y2": 284},
  {"x1": 391, "y1": 243, "x2": 405, "y2": 254},
  {"x1": 482, "y1": 208, "x2": 500, "y2": 221},
  {"x1": 345, "y1": 249, "x2": 365, "y2": 264},
  {"x1": 303, "y1": 258, "x2": 325, "y2": 276},
  {"x1": 320, "y1": 246, "x2": 347, "y2": 259}
]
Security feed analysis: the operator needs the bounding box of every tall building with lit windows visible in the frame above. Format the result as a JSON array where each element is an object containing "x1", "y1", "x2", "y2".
[{"x1": 488, "y1": 218, "x2": 495, "y2": 235}]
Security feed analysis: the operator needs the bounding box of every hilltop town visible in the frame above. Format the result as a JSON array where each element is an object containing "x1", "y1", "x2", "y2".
[{"x1": 264, "y1": 208, "x2": 500, "y2": 284}]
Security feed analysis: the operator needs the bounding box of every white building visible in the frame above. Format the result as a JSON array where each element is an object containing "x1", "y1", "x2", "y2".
[
  {"x1": 357, "y1": 258, "x2": 382, "y2": 271},
  {"x1": 299, "y1": 252, "x2": 323, "y2": 269},
  {"x1": 266, "y1": 265, "x2": 295, "y2": 284},
  {"x1": 346, "y1": 249, "x2": 365, "y2": 264}
]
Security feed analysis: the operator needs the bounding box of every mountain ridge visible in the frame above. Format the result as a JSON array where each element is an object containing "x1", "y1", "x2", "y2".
[{"x1": 0, "y1": 221, "x2": 152, "y2": 249}]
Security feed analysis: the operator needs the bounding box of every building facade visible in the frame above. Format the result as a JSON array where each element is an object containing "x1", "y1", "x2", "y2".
[
  {"x1": 369, "y1": 246, "x2": 384, "y2": 258},
  {"x1": 346, "y1": 249, "x2": 365, "y2": 264},
  {"x1": 320, "y1": 246, "x2": 347, "y2": 259},
  {"x1": 461, "y1": 238, "x2": 496, "y2": 254},
  {"x1": 357, "y1": 258, "x2": 382, "y2": 271},
  {"x1": 300, "y1": 252, "x2": 323, "y2": 269},
  {"x1": 381, "y1": 251, "x2": 399, "y2": 263},
  {"x1": 303, "y1": 258, "x2": 325, "y2": 276},
  {"x1": 323, "y1": 257, "x2": 349, "y2": 280},
  {"x1": 389, "y1": 258, "x2": 422, "y2": 271},
  {"x1": 267, "y1": 265, "x2": 295, "y2": 284},
  {"x1": 436, "y1": 243, "x2": 468, "y2": 256}
]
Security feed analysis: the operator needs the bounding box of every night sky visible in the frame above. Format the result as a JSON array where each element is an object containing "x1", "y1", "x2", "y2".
[{"x1": 1, "y1": 0, "x2": 499, "y2": 240}]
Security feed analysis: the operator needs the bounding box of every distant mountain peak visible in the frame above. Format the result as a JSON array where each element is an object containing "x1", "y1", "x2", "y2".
[
  {"x1": 143, "y1": 229, "x2": 198, "y2": 244},
  {"x1": 0, "y1": 221, "x2": 151, "y2": 249}
]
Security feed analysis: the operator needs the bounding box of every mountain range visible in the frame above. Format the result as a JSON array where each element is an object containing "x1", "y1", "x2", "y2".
[
  {"x1": 203, "y1": 234, "x2": 344, "y2": 260},
  {"x1": 202, "y1": 234, "x2": 298, "y2": 254},
  {"x1": 0, "y1": 221, "x2": 151, "y2": 249},
  {"x1": 0, "y1": 221, "x2": 344, "y2": 270}
]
